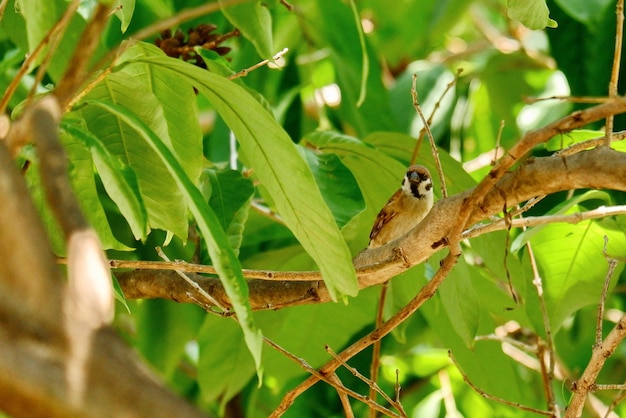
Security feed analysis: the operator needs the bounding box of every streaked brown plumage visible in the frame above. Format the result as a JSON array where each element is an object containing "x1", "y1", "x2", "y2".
[{"x1": 368, "y1": 165, "x2": 434, "y2": 249}]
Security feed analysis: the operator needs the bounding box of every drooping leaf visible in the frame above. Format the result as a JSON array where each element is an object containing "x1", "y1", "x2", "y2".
[
  {"x1": 80, "y1": 69, "x2": 194, "y2": 239},
  {"x1": 62, "y1": 120, "x2": 148, "y2": 241},
  {"x1": 85, "y1": 99, "x2": 264, "y2": 381},
  {"x1": 129, "y1": 51, "x2": 358, "y2": 300},
  {"x1": 59, "y1": 131, "x2": 132, "y2": 251},
  {"x1": 114, "y1": 0, "x2": 135, "y2": 33}
]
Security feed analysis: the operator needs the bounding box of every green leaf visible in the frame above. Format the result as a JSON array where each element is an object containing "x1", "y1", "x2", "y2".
[
  {"x1": 507, "y1": 0, "x2": 557, "y2": 29},
  {"x1": 111, "y1": 273, "x2": 130, "y2": 314},
  {"x1": 114, "y1": 0, "x2": 135, "y2": 33},
  {"x1": 197, "y1": 315, "x2": 256, "y2": 411},
  {"x1": 62, "y1": 121, "x2": 148, "y2": 241},
  {"x1": 129, "y1": 53, "x2": 358, "y2": 300},
  {"x1": 529, "y1": 214, "x2": 626, "y2": 330},
  {"x1": 434, "y1": 256, "x2": 480, "y2": 347},
  {"x1": 86, "y1": 99, "x2": 264, "y2": 381},
  {"x1": 203, "y1": 168, "x2": 254, "y2": 257},
  {"x1": 219, "y1": 0, "x2": 274, "y2": 59},
  {"x1": 511, "y1": 190, "x2": 613, "y2": 252},
  {"x1": 16, "y1": 0, "x2": 62, "y2": 55},
  {"x1": 300, "y1": 149, "x2": 365, "y2": 229}
]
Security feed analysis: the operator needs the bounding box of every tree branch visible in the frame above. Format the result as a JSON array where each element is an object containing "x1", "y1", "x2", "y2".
[{"x1": 117, "y1": 146, "x2": 626, "y2": 310}]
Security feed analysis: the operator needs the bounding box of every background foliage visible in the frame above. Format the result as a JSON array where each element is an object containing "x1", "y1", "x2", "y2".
[{"x1": 2, "y1": 0, "x2": 626, "y2": 417}]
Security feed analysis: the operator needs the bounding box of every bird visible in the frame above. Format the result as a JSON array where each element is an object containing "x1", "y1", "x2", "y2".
[{"x1": 368, "y1": 165, "x2": 434, "y2": 249}]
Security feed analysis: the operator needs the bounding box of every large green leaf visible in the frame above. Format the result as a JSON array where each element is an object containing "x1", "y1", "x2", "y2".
[
  {"x1": 129, "y1": 51, "x2": 358, "y2": 300},
  {"x1": 525, "y1": 213, "x2": 626, "y2": 330},
  {"x1": 80, "y1": 70, "x2": 192, "y2": 239},
  {"x1": 85, "y1": 99, "x2": 264, "y2": 380},
  {"x1": 119, "y1": 43, "x2": 203, "y2": 185},
  {"x1": 197, "y1": 315, "x2": 256, "y2": 411}
]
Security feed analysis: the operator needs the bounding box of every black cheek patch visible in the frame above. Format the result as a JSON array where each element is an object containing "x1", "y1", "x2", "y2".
[{"x1": 410, "y1": 182, "x2": 423, "y2": 199}]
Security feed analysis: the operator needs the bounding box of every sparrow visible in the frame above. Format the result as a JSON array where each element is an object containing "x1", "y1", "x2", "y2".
[{"x1": 368, "y1": 165, "x2": 434, "y2": 249}]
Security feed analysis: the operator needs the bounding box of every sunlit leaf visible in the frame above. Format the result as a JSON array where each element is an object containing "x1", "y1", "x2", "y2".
[{"x1": 508, "y1": 0, "x2": 557, "y2": 29}]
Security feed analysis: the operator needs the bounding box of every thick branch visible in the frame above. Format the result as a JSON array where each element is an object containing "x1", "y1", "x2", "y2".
[{"x1": 117, "y1": 146, "x2": 626, "y2": 310}]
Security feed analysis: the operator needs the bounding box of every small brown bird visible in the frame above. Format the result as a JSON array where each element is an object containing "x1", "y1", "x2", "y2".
[{"x1": 368, "y1": 165, "x2": 434, "y2": 249}]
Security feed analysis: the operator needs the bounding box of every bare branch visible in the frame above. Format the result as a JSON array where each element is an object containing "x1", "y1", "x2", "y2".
[
  {"x1": 566, "y1": 255, "x2": 624, "y2": 417},
  {"x1": 117, "y1": 146, "x2": 626, "y2": 310}
]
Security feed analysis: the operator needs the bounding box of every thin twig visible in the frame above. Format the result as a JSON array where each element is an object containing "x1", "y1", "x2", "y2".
[
  {"x1": 463, "y1": 205, "x2": 626, "y2": 240},
  {"x1": 156, "y1": 247, "x2": 226, "y2": 312},
  {"x1": 270, "y1": 244, "x2": 461, "y2": 416},
  {"x1": 566, "y1": 252, "x2": 625, "y2": 417},
  {"x1": 411, "y1": 73, "x2": 448, "y2": 198},
  {"x1": 492, "y1": 120, "x2": 505, "y2": 165},
  {"x1": 557, "y1": 130, "x2": 626, "y2": 156},
  {"x1": 325, "y1": 345, "x2": 404, "y2": 416},
  {"x1": 329, "y1": 373, "x2": 354, "y2": 418},
  {"x1": 410, "y1": 68, "x2": 462, "y2": 165},
  {"x1": 606, "y1": 0, "x2": 625, "y2": 146},
  {"x1": 449, "y1": 351, "x2": 553, "y2": 416},
  {"x1": 263, "y1": 337, "x2": 401, "y2": 417},
  {"x1": 228, "y1": 48, "x2": 289, "y2": 80},
  {"x1": 596, "y1": 271, "x2": 615, "y2": 325},
  {"x1": 526, "y1": 241, "x2": 556, "y2": 411},
  {"x1": 525, "y1": 96, "x2": 614, "y2": 104},
  {"x1": 501, "y1": 199, "x2": 518, "y2": 304},
  {"x1": 606, "y1": 388, "x2": 626, "y2": 418},
  {"x1": 370, "y1": 282, "x2": 389, "y2": 418}
]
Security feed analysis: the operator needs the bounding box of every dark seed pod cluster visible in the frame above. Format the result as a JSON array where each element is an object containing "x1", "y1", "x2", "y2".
[{"x1": 154, "y1": 24, "x2": 239, "y2": 68}]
